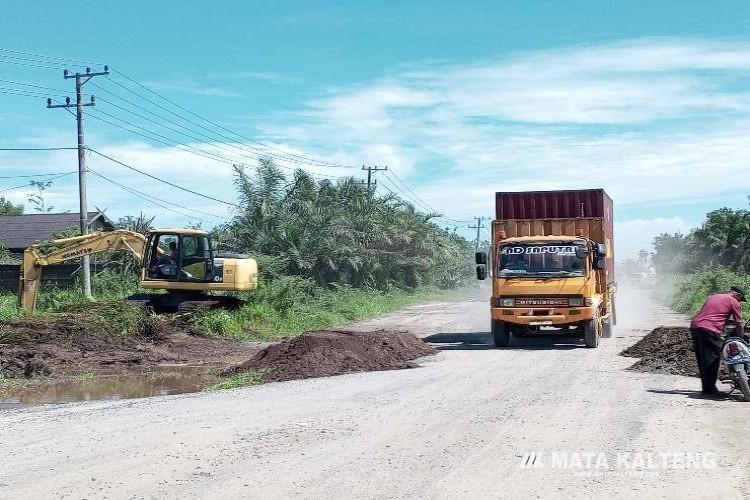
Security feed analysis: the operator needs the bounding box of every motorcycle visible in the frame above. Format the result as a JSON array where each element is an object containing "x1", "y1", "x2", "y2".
[{"x1": 722, "y1": 319, "x2": 750, "y2": 401}]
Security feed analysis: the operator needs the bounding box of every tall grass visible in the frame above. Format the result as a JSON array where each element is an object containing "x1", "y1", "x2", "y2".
[
  {"x1": 0, "y1": 268, "x2": 141, "y2": 322},
  {"x1": 1, "y1": 270, "x2": 471, "y2": 342},
  {"x1": 665, "y1": 268, "x2": 750, "y2": 316},
  {"x1": 190, "y1": 276, "x2": 465, "y2": 341}
]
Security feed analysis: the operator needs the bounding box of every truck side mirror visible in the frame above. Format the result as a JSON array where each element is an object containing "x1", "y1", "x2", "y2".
[
  {"x1": 476, "y1": 265, "x2": 487, "y2": 280},
  {"x1": 593, "y1": 257, "x2": 606, "y2": 270},
  {"x1": 475, "y1": 251, "x2": 488, "y2": 265},
  {"x1": 596, "y1": 243, "x2": 607, "y2": 256}
]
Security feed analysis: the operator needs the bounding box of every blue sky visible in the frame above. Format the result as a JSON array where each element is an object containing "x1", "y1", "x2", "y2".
[{"x1": 2, "y1": 1, "x2": 750, "y2": 257}]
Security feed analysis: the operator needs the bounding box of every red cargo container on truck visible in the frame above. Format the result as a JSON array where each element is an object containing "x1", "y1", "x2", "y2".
[{"x1": 476, "y1": 189, "x2": 616, "y2": 348}]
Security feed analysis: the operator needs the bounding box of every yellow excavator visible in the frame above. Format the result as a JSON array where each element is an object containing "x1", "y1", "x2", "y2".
[{"x1": 18, "y1": 228, "x2": 258, "y2": 313}]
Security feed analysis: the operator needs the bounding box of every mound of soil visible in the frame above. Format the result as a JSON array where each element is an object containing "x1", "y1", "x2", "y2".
[
  {"x1": 223, "y1": 330, "x2": 436, "y2": 382},
  {"x1": 0, "y1": 315, "x2": 257, "y2": 379},
  {"x1": 621, "y1": 326, "x2": 700, "y2": 378}
]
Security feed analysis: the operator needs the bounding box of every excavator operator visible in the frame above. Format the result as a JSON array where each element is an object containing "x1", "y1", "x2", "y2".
[{"x1": 150, "y1": 241, "x2": 179, "y2": 279}]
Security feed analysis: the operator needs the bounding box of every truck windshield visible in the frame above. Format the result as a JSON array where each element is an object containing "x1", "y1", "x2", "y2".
[{"x1": 497, "y1": 242, "x2": 586, "y2": 278}]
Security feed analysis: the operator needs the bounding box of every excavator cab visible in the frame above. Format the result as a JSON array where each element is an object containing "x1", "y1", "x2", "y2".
[{"x1": 144, "y1": 230, "x2": 215, "y2": 283}]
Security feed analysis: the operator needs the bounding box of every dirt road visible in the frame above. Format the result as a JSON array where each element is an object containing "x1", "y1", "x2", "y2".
[{"x1": 1, "y1": 287, "x2": 748, "y2": 499}]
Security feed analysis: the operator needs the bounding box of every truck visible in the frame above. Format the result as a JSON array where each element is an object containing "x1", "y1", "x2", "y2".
[{"x1": 475, "y1": 189, "x2": 616, "y2": 348}]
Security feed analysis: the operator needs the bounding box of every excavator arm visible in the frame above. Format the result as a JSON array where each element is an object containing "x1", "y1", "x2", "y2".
[{"x1": 18, "y1": 230, "x2": 150, "y2": 312}]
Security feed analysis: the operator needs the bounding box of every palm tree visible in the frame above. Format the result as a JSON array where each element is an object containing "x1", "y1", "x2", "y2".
[{"x1": 221, "y1": 159, "x2": 474, "y2": 290}]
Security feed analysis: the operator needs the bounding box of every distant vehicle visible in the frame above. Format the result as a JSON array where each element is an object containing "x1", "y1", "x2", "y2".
[
  {"x1": 475, "y1": 189, "x2": 616, "y2": 348},
  {"x1": 18, "y1": 229, "x2": 258, "y2": 312},
  {"x1": 626, "y1": 270, "x2": 656, "y2": 287}
]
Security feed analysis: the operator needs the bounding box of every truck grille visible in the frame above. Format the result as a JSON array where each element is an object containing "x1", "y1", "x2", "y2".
[{"x1": 515, "y1": 297, "x2": 569, "y2": 307}]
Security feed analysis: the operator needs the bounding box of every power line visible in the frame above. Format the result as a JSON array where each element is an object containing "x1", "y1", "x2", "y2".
[
  {"x1": 0, "y1": 85, "x2": 67, "y2": 98},
  {"x1": 90, "y1": 169, "x2": 202, "y2": 221},
  {"x1": 0, "y1": 57, "x2": 67, "y2": 70},
  {"x1": 91, "y1": 92, "x2": 288, "y2": 165},
  {"x1": 0, "y1": 147, "x2": 77, "y2": 151},
  {"x1": 0, "y1": 55, "x2": 339, "y2": 171},
  {"x1": 0, "y1": 47, "x2": 101, "y2": 66},
  {"x1": 87, "y1": 108, "x2": 250, "y2": 166},
  {"x1": 377, "y1": 175, "x2": 454, "y2": 220},
  {"x1": 0, "y1": 171, "x2": 76, "y2": 194},
  {"x1": 0, "y1": 78, "x2": 71, "y2": 94},
  {"x1": 0, "y1": 88, "x2": 66, "y2": 100},
  {"x1": 0, "y1": 49, "x2": 474, "y2": 225},
  {"x1": 377, "y1": 175, "x2": 424, "y2": 208},
  {"x1": 88, "y1": 168, "x2": 228, "y2": 222},
  {"x1": 108, "y1": 68, "x2": 357, "y2": 169},
  {"x1": 381, "y1": 169, "x2": 469, "y2": 224},
  {"x1": 86, "y1": 147, "x2": 241, "y2": 208},
  {"x1": 0, "y1": 171, "x2": 75, "y2": 179},
  {"x1": 385, "y1": 169, "x2": 439, "y2": 212},
  {"x1": 88, "y1": 163, "x2": 230, "y2": 219},
  {"x1": 85, "y1": 107, "x2": 341, "y2": 180},
  {"x1": 0, "y1": 53, "x2": 69, "y2": 68},
  {"x1": 90, "y1": 81, "x2": 339, "y2": 169},
  {"x1": 0, "y1": 48, "x2": 350, "y2": 169}
]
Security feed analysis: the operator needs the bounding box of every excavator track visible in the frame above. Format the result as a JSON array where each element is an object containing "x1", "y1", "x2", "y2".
[{"x1": 125, "y1": 293, "x2": 244, "y2": 314}]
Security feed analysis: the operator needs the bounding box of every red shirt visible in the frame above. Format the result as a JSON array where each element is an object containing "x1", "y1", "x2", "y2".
[{"x1": 690, "y1": 293, "x2": 742, "y2": 335}]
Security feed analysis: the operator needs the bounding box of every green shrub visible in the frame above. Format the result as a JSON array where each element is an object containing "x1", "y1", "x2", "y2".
[
  {"x1": 666, "y1": 268, "x2": 750, "y2": 316},
  {"x1": 190, "y1": 284, "x2": 456, "y2": 341},
  {"x1": 208, "y1": 371, "x2": 265, "y2": 390}
]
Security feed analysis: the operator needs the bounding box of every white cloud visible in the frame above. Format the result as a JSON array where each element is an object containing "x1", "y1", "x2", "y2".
[
  {"x1": 256, "y1": 37, "x2": 750, "y2": 244},
  {"x1": 615, "y1": 216, "x2": 692, "y2": 259},
  {"x1": 145, "y1": 79, "x2": 240, "y2": 98},
  {"x1": 233, "y1": 70, "x2": 301, "y2": 83},
  {"x1": 7, "y1": 37, "x2": 750, "y2": 257}
]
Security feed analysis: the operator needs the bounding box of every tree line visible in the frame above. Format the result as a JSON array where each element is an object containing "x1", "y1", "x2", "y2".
[
  {"x1": 651, "y1": 204, "x2": 750, "y2": 275},
  {"x1": 1, "y1": 160, "x2": 475, "y2": 291},
  {"x1": 211, "y1": 160, "x2": 474, "y2": 290}
]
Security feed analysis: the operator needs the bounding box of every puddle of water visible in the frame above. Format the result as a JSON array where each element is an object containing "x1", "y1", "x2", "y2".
[{"x1": 0, "y1": 365, "x2": 221, "y2": 410}]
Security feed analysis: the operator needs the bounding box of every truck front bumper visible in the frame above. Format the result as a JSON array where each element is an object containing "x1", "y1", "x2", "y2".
[{"x1": 491, "y1": 306, "x2": 595, "y2": 326}]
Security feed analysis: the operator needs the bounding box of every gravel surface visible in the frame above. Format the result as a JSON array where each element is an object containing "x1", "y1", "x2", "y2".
[{"x1": 1, "y1": 286, "x2": 749, "y2": 499}]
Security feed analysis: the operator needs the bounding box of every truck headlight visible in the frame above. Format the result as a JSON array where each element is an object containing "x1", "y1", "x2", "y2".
[
  {"x1": 569, "y1": 297, "x2": 584, "y2": 307},
  {"x1": 501, "y1": 298, "x2": 515, "y2": 307}
]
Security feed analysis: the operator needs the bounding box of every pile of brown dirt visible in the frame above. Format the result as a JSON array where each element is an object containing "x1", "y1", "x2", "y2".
[
  {"x1": 0, "y1": 314, "x2": 258, "y2": 379},
  {"x1": 621, "y1": 326, "x2": 700, "y2": 377},
  {"x1": 223, "y1": 330, "x2": 436, "y2": 382}
]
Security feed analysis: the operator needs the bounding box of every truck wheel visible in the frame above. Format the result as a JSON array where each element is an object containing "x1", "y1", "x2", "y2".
[
  {"x1": 736, "y1": 367, "x2": 750, "y2": 402},
  {"x1": 601, "y1": 318, "x2": 613, "y2": 339},
  {"x1": 492, "y1": 320, "x2": 510, "y2": 348},
  {"x1": 611, "y1": 299, "x2": 617, "y2": 326},
  {"x1": 584, "y1": 320, "x2": 600, "y2": 348}
]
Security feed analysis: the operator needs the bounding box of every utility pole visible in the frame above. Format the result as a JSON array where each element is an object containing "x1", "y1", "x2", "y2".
[
  {"x1": 47, "y1": 65, "x2": 109, "y2": 299},
  {"x1": 362, "y1": 165, "x2": 388, "y2": 190},
  {"x1": 468, "y1": 216, "x2": 485, "y2": 251}
]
